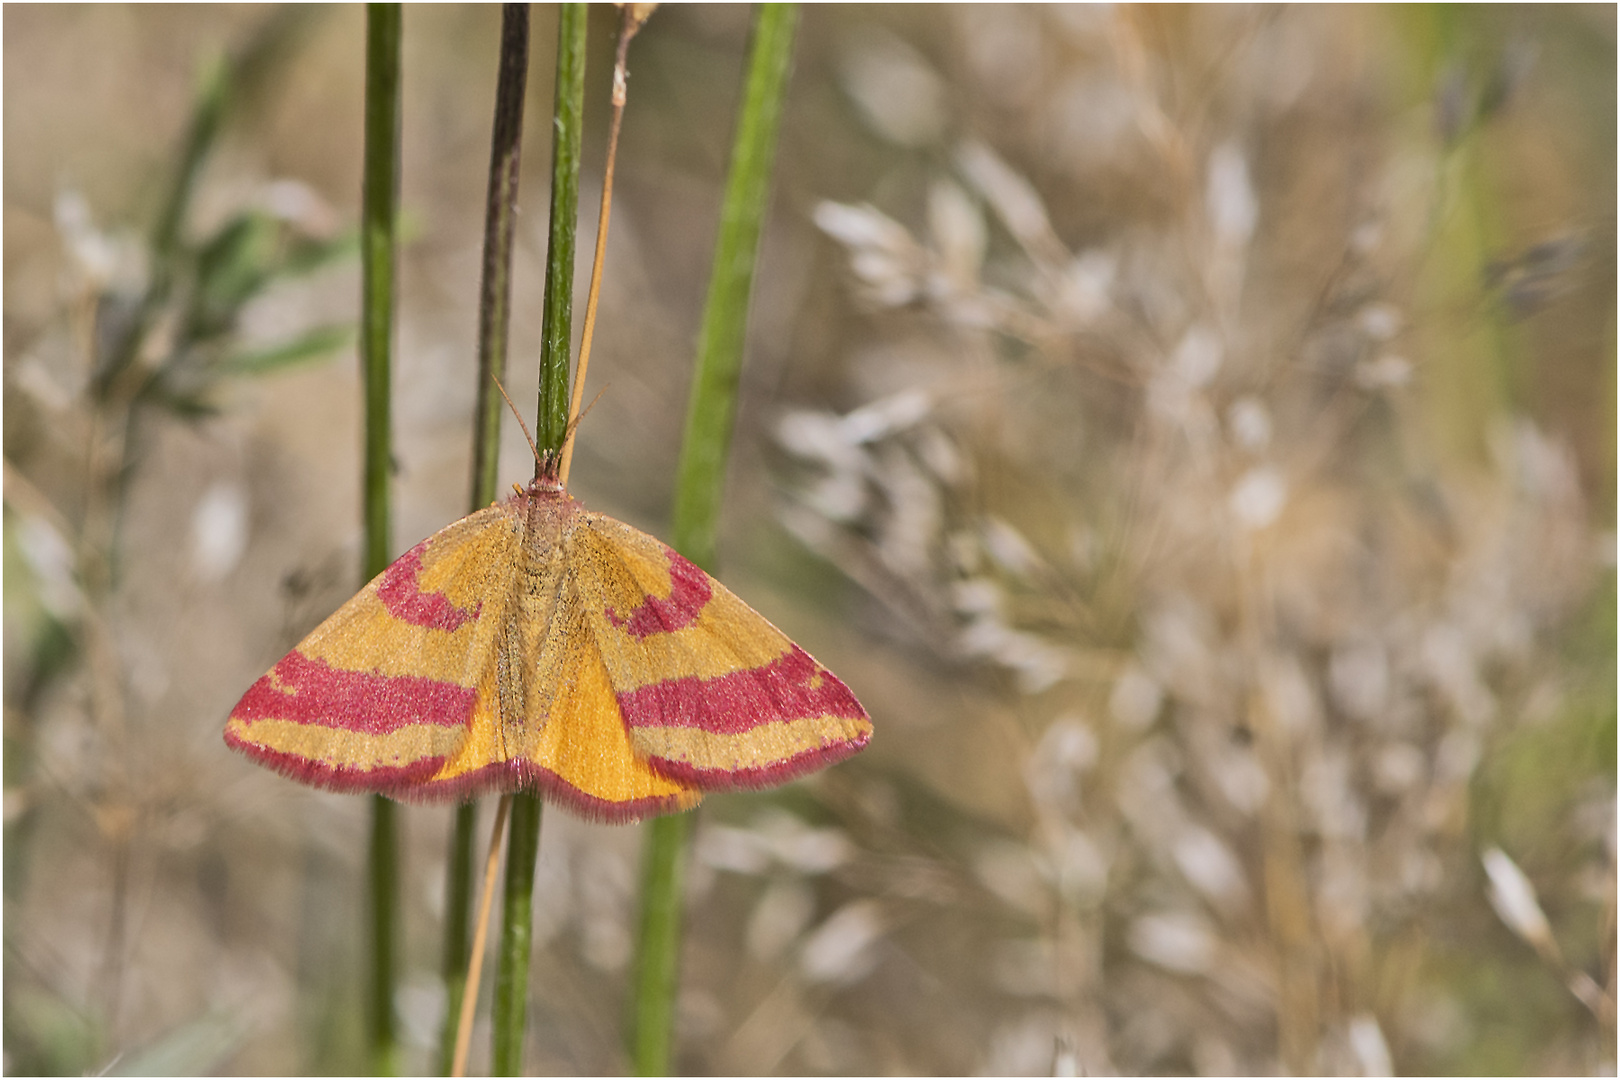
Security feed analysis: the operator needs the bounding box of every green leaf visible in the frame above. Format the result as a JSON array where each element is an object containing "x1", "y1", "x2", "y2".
[
  {"x1": 218, "y1": 324, "x2": 353, "y2": 376},
  {"x1": 103, "y1": 1012, "x2": 248, "y2": 1077}
]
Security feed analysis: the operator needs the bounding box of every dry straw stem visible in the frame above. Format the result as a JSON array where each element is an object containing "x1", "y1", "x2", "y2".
[
  {"x1": 559, "y1": 3, "x2": 651, "y2": 488},
  {"x1": 451, "y1": 795, "x2": 512, "y2": 1078}
]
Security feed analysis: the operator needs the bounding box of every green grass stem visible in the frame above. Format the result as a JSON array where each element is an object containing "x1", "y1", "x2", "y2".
[
  {"x1": 629, "y1": 812, "x2": 693, "y2": 1074},
  {"x1": 360, "y1": 5, "x2": 402, "y2": 1075},
  {"x1": 535, "y1": 4, "x2": 587, "y2": 454},
  {"x1": 491, "y1": 5, "x2": 587, "y2": 1074},
  {"x1": 630, "y1": 6, "x2": 800, "y2": 1075},
  {"x1": 439, "y1": 7, "x2": 532, "y2": 1073},
  {"x1": 471, "y1": 2, "x2": 535, "y2": 505},
  {"x1": 491, "y1": 792, "x2": 543, "y2": 1075},
  {"x1": 669, "y1": 4, "x2": 800, "y2": 569}
]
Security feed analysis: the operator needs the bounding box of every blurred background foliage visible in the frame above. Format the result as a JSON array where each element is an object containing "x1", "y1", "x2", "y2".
[{"x1": 3, "y1": 5, "x2": 1613, "y2": 1075}]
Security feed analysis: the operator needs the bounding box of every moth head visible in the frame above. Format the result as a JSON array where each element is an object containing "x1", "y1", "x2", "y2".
[{"x1": 532, "y1": 448, "x2": 565, "y2": 493}]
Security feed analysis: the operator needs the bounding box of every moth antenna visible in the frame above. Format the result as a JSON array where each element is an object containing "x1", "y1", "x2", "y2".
[
  {"x1": 557, "y1": 387, "x2": 602, "y2": 454},
  {"x1": 549, "y1": 386, "x2": 610, "y2": 476},
  {"x1": 578, "y1": 385, "x2": 609, "y2": 424},
  {"x1": 558, "y1": 5, "x2": 649, "y2": 488},
  {"x1": 490, "y1": 373, "x2": 543, "y2": 471}
]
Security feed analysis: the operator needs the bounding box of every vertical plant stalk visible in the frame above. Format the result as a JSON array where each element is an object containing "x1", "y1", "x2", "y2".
[
  {"x1": 558, "y1": 3, "x2": 651, "y2": 486},
  {"x1": 451, "y1": 796, "x2": 514, "y2": 1076},
  {"x1": 492, "y1": 792, "x2": 541, "y2": 1075},
  {"x1": 360, "y1": 5, "x2": 403, "y2": 1076},
  {"x1": 629, "y1": 812, "x2": 692, "y2": 1075},
  {"x1": 439, "y1": 6, "x2": 531, "y2": 1074},
  {"x1": 470, "y1": 2, "x2": 533, "y2": 507},
  {"x1": 629, "y1": 6, "x2": 800, "y2": 1075},
  {"x1": 670, "y1": 4, "x2": 799, "y2": 572},
  {"x1": 533, "y1": 4, "x2": 587, "y2": 455},
  {"x1": 491, "y1": 5, "x2": 586, "y2": 1075}
]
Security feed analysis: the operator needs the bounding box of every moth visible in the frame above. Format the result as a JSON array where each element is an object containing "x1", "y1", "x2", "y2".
[{"x1": 225, "y1": 455, "x2": 872, "y2": 821}]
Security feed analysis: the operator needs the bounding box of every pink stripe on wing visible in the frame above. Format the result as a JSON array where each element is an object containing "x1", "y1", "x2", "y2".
[
  {"x1": 605, "y1": 548, "x2": 711, "y2": 639},
  {"x1": 377, "y1": 542, "x2": 482, "y2": 631},
  {"x1": 222, "y1": 738, "x2": 451, "y2": 794},
  {"x1": 648, "y1": 733, "x2": 871, "y2": 792},
  {"x1": 617, "y1": 645, "x2": 865, "y2": 734},
  {"x1": 231, "y1": 651, "x2": 478, "y2": 734}
]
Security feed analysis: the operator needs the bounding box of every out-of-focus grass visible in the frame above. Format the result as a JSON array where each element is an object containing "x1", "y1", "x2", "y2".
[{"x1": 3, "y1": 5, "x2": 1612, "y2": 1075}]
